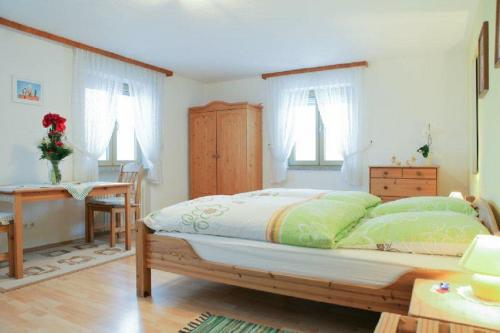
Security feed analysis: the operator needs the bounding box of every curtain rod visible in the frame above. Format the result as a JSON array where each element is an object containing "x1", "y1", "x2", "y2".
[
  {"x1": 0, "y1": 17, "x2": 174, "y2": 77},
  {"x1": 261, "y1": 61, "x2": 368, "y2": 80}
]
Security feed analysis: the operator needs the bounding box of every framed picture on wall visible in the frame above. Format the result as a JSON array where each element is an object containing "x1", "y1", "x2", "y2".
[
  {"x1": 496, "y1": 0, "x2": 500, "y2": 67},
  {"x1": 478, "y1": 22, "x2": 489, "y2": 98},
  {"x1": 12, "y1": 76, "x2": 43, "y2": 105},
  {"x1": 472, "y1": 58, "x2": 479, "y2": 175}
]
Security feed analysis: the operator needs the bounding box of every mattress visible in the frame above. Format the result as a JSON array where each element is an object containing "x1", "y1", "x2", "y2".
[{"x1": 156, "y1": 231, "x2": 463, "y2": 287}]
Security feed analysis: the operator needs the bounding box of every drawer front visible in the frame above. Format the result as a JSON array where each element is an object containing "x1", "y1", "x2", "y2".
[
  {"x1": 371, "y1": 178, "x2": 437, "y2": 197},
  {"x1": 370, "y1": 168, "x2": 402, "y2": 179},
  {"x1": 402, "y1": 168, "x2": 437, "y2": 179}
]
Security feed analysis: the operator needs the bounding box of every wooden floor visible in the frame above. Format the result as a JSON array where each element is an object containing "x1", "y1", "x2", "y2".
[{"x1": 0, "y1": 256, "x2": 380, "y2": 333}]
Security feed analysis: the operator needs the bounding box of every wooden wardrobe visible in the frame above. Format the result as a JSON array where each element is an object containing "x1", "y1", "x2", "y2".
[{"x1": 189, "y1": 101, "x2": 263, "y2": 199}]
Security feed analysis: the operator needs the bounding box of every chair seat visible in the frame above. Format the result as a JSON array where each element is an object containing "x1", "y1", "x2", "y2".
[
  {"x1": 88, "y1": 197, "x2": 136, "y2": 207},
  {"x1": 0, "y1": 211, "x2": 13, "y2": 225}
]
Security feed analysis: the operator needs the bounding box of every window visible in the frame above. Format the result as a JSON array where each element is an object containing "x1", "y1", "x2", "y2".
[
  {"x1": 289, "y1": 90, "x2": 344, "y2": 168},
  {"x1": 99, "y1": 83, "x2": 140, "y2": 166}
]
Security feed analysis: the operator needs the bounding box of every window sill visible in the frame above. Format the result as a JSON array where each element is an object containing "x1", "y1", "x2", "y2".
[{"x1": 288, "y1": 165, "x2": 342, "y2": 171}]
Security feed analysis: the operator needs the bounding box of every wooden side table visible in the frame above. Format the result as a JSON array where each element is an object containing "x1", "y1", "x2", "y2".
[
  {"x1": 375, "y1": 312, "x2": 499, "y2": 332},
  {"x1": 408, "y1": 278, "x2": 500, "y2": 331}
]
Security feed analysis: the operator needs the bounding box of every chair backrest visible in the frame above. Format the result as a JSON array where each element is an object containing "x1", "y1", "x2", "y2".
[{"x1": 118, "y1": 163, "x2": 144, "y2": 205}]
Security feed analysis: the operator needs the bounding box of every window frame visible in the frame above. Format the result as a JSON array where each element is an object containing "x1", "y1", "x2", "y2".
[
  {"x1": 288, "y1": 90, "x2": 343, "y2": 169},
  {"x1": 98, "y1": 123, "x2": 141, "y2": 167},
  {"x1": 99, "y1": 83, "x2": 141, "y2": 167}
]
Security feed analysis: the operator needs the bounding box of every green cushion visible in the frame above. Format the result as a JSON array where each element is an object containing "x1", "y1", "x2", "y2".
[
  {"x1": 278, "y1": 200, "x2": 366, "y2": 249},
  {"x1": 369, "y1": 196, "x2": 477, "y2": 217},
  {"x1": 337, "y1": 211, "x2": 490, "y2": 256},
  {"x1": 321, "y1": 191, "x2": 382, "y2": 209}
]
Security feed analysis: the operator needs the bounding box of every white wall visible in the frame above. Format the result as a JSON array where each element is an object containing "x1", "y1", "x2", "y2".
[
  {"x1": 0, "y1": 27, "x2": 204, "y2": 248},
  {"x1": 468, "y1": 0, "x2": 500, "y2": 215},
  {"x1": 0, "y1": 24, "x2": 472, "y2": 250},
  {"x1": 0, "y1": 26, "x2": 83, "y2": 249},
  {"x1": 204, "y1": 51, "x2": 470, "y2": 195}
]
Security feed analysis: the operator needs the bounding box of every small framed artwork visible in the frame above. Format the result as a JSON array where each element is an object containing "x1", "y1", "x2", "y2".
[
  {"x1": 478, "y1": 22, "x2": 489, "y2": 98},
  {"x1": 12, "y1": 77, "x2": 43, "y2": 105},
  {"x1": 496, "y1": 0, "x2": 500, "y2": 67}
]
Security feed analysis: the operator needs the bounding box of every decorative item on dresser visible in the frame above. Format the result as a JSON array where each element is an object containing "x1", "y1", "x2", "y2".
[
  {"x1": 189, "y1": 101, "x2": 263, "y2": 199},
  {"x1": 86, "y1": 163, "x2": 143, "y2": 247},
  {"x1": 369, "y1": 166, "x2": 438, "y2": 202}
]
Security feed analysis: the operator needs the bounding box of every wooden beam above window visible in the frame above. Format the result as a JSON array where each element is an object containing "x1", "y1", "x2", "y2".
[
  {"x1": 0, "y1": 17, "x2": 174, "y2": 77},
  {"x1": 261, "y1": 61, "x2": 368, "y2": 80}
]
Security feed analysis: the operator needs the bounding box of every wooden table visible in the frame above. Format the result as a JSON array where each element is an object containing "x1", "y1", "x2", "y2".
[
  {"x1": 376, "y1": 312, "x2": 499, "y2": 333},
  {"x1": 409, "y1": 278, "x2": 500, "y2": 331},
  {"x1": 0, "y1": 182, "x2": 132, "y2": 279}
]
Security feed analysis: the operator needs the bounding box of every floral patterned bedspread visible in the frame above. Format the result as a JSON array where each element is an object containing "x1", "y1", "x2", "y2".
[{"x1": 144, "y1": 189, "x2": 368, "y2": 249}]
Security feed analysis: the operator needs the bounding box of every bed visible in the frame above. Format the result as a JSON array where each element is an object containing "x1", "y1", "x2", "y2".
[{"x1": 135, "y1": 193, "x2": 499, "y2": 314}]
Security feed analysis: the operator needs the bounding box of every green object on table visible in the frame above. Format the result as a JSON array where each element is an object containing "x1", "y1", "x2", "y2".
[
  {"x1": 48, "y1": 160, "x2": 62, "y2": 185},
  {"x1": 61, "y1": 182, "x2": 99, "y2": 200}
]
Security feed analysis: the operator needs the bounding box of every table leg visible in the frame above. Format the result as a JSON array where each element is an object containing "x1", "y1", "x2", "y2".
[
  {"x1": 84, "y1": 198, "x2": 90, "y2": 243},
  {"x1": 124, "y1": 186, "x2": 131, "y2": 250},
  {"x1": 13, "y1": 194, "x2": 24, "y2": 279}
]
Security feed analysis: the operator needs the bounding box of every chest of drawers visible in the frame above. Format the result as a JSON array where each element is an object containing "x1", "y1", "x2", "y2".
[{"x1": 369, "y1": 166, "x2": 438, "y2": 202}]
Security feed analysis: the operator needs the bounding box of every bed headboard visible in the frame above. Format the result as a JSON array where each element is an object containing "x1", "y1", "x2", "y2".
[{"x1": 473, "y1": 197, "x2": 499, "y2": 235}]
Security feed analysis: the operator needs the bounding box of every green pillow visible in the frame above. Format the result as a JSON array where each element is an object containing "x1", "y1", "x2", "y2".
[
  {"x1": 369, "y1": 196, "x2": 477, "y2": 217},
  {"x1": 277, "y1": 200, "x2": 366, "y2": 249},
  {"x1": 321, "y1": 191, "x2": 381, "y2": 209},
  {"x1": 337, "y1": 211, "x2": 490, "y2": 256}
]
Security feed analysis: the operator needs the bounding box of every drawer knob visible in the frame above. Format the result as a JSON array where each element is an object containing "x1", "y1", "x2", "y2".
[
  {"x1": 383, "y1": 186, "x2": 388, "y2": 190},
  {"x1": 416, "y1": 171, "x2": 422, "y2": 176},
  {"x1": 383, "y1": 171, "x2": 388, "y2": 175},
  {"x1": 416, "y1": 187, "x2": 421, "y2": 191}
]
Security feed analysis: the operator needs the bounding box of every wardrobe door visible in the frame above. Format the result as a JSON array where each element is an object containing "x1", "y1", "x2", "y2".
[
  {"x1": 189, "y1": 111, "x2": 217, "y2": 199},
  {"x1": 216, "y1": 109, "x2": 248, "y2": 195}
]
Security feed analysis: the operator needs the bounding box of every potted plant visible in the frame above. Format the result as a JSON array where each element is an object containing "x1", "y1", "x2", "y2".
[
  {"x1": 38, "y1": 113, "x2": 73, "y2": 185},
  {"x1": 417, "y1": 123, "x2": 433, "y2": 165}
]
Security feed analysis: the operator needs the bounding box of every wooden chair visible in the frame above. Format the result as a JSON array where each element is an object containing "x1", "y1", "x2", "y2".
[
  {"x1": 0, "y1": 211, "x2": 14, "y2": 277},
  {"x1": 86, "y1": 163, "x2": 144, "y2": 247}
]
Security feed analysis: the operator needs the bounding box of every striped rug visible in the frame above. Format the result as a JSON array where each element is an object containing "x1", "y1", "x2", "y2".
[{"x1": 179, "y1": 313, "x2": 295, "y2": 333}]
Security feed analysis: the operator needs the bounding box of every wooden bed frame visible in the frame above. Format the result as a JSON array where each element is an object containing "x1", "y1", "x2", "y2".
[{"x1": 136, "y1": 198, "x2": 499, "y2": 314}]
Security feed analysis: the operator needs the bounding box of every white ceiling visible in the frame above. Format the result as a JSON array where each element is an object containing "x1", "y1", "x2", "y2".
[{"x1": 0, "y1": 0, "x2": 478, "y2": 82}]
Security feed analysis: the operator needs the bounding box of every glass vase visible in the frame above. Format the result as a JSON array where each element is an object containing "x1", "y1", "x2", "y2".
[{"x1": 48, "y1": 160, "x2": 62, "y2": 185}]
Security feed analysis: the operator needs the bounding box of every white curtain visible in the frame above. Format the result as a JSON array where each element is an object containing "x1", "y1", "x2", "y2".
[
  {"x1": 128, "y1": 69, "x2": 164, "y2": 184},
  {"x1": 265, "y1": 76, "x2": 310, "y2": 183},
  {"x1": 72, "y1": 50, "x2": 121, "y2": 181},
  {"x1": 72, "y1": 49, "x2": 165, "y2": 183},
  {"x1": 265, "y1": 67, "x2": 365, "y2": 184},
  {"x1": 314, "y1": 68, "x2": 364, "y2": 186}
]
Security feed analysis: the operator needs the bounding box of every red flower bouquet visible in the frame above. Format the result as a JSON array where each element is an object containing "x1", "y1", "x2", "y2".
[{"x1": 38, "y1": 113, "x2": 73, "y2": 184}]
